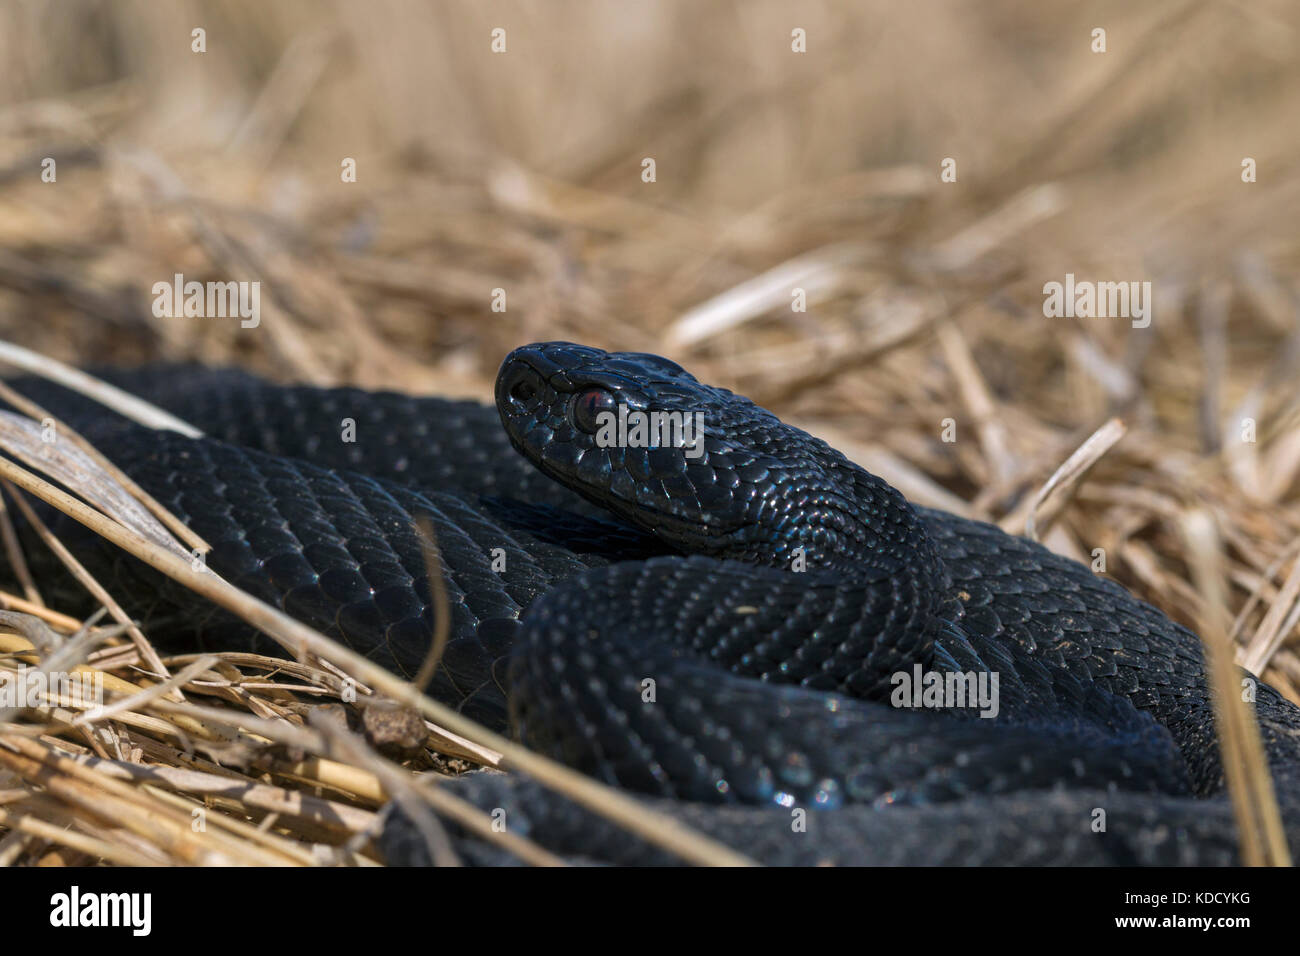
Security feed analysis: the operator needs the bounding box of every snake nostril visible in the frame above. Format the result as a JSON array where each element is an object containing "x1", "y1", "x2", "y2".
[{"x1": 506, "y1": 369, "x2": 539, "y2": 405}]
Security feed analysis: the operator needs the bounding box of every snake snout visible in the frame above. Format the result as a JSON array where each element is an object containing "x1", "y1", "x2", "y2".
[{"x1": 497, "y1": 360, "x2": 543, "y2": 410}]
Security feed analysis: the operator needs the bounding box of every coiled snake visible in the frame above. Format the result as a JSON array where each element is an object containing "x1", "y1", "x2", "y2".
[{"x1": 7, "y1": 343, "x2": 1300, "y2": 865}]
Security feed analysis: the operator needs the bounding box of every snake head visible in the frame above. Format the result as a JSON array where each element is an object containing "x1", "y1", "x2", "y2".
[{"x1": 496, "y1": 342, "x2": 924, "y2": 570}]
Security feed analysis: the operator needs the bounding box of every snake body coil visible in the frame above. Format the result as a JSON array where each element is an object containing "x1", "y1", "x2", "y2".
[{"x1": 7, "y1": 344, "x2": 1300, "y2": 865}]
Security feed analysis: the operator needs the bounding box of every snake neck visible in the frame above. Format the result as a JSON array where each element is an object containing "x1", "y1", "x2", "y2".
[
  {"x1": 649, "y1": 452, "x2": 952, "y2": 696},
  {"x1": 721, "y1": 445, "x2": 948, "y2": 593}
]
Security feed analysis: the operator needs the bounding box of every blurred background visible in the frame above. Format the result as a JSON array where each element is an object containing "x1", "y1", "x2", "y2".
[{"x1": 1, "y1": 0, "x2": 1300, "y2": 697}]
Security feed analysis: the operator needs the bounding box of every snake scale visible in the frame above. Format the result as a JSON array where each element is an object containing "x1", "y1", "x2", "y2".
[{"x1": 5, "y1": 342, "x2": 1300, "y2": 866}]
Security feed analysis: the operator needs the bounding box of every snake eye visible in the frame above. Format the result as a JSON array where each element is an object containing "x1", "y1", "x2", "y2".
[{"x1": 571, "y1": 387, "x2": 618, "y2": 434}]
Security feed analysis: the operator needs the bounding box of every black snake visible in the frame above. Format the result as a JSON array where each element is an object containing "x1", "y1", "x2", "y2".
[{"x1": 6, "y1": 343, "x2": 1300, "y2": 865}]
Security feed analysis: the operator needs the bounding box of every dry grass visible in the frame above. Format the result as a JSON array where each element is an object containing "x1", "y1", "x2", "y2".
[{"x1": 0, "y1": 0, "x2": 1298, "y2": 865}]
